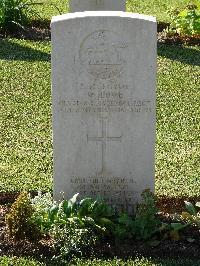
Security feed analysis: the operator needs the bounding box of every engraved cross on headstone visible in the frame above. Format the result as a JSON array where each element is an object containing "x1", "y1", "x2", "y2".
[{"x1": 87, "y1": 118, "x2": 122, "y2": 174}]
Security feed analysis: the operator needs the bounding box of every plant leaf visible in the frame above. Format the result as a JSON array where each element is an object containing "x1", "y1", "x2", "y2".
[
  {"x1": 184, "y1": 201, "x2": 197, "y2": 215},
  {"x1": 171, "y1": 222, "x2": 188, "y2": 231},
  {"x1": 147, "y1": 240, "x2": 160, "y2": 247},
  {"x1": 182, "y1": 211, "x2": 193, "y2": 221},
  {"x1": 69, "y1": 193, "x2": 79, "y2": 205},
  {"x1": 170, "y1": 230, "x2": 180, "y2": 241},
  {"x1": 187, "y1": 237, "x2": 195, "y2": 243}
]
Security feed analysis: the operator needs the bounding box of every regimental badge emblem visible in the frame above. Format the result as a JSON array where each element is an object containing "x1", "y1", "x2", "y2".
[{"x1": 79, "y1": 30, "x2": 128, "y2": 79}]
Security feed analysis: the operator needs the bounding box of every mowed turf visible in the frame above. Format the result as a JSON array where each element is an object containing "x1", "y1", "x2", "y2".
[
  {"x1": 0, "y1": 39, "x2": 52, "y2": 192},
  {"x1": 32, "y1": 0, "x2": 189, "y2": 22},
  {"x1": 0, "y1": 39, "x2": 199, "y2": 197},
  {"x1": 156, "y1": 44, "x2": 200, "y2": 197},
  {"x1": 1, "y1": 256, "x2": 200, "y2": 266}
]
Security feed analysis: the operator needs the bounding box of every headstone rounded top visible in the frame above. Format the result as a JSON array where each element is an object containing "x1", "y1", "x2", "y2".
[{"x1": 69, "y1": 0, "x2": 126, "y2": 12}]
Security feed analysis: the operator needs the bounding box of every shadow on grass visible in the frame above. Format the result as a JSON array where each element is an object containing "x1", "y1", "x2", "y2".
[
  {"x1": 158, "y1": 43, "x2": 200, "y2": 67},
  {"x1": 0, "y1": 39, "x2": 50, "y2": 62}
]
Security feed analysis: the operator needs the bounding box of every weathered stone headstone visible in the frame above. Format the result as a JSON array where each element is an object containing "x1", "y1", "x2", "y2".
[
  {"x1": 51, "y1": 3, "x2": 157, "y2": 212},
  {"x1": 70, "y1": 0, "x2": 126, "y2": 12}
]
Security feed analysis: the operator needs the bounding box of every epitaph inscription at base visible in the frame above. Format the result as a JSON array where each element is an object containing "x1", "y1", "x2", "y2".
[{"x1": 51, "y1": 12, "x2": 157, "y2": 212}]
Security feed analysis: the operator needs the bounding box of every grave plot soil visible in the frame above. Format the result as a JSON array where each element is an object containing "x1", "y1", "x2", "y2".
[
  {"x1": 1, "y1": 204, "x2": 200, "y2": 262},
  {"x1": 0, "y1": 20, "x2": 199, "y2": 46},
  {"x1": 0, "y1": 20, "x2": 51, "y2": 41},
  {"x1": 157, "y1": 31, "x2": 200, "y2": 46}
]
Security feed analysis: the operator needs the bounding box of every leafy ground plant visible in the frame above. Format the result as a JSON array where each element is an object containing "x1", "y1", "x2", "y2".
[
  {"x1": 0, "y1": 0, "x2": 42, "y2": 31},
  {"x1": 32, "y1": 193, "x2": 115, "y2": 263},
  {"x1": 3, "y1": 191, "x2": 200, "y2": 264},
  {"x1": 182, "y1": 200, "x2": 200, "y2": 227},
  {"x1": 31, "y1": 193, "x2": 115, "y2": 235},
  {"x1": 114, "y1": 189, "x2": 161, "y2": 241},
  {"x1": 167, "y1": 2, "x2": 200, "y2": 35},
  {"x1": 6, "y1": 192, "x2": 41, "y2": 240}
]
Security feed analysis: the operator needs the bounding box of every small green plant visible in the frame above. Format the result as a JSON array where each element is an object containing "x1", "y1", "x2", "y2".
[
  {"x1": 0, "y1": 0, "x2": 63, "y2": 32},
  {"x1": 168, "y1": 2, "x2": 200, "y2": 36},
  {"x1": 160, "y1": 222, "x2": 188, "y2": 241},
  {"x1": 132, "y1": 189, "x2": 161, "y2": 240},
  {"x1": 6, "y1": 192, "x2": 41, "y2": 240},
  {"x1": 39, "y1": 194, "x2": 112, "y2": 263},
  {"x1": 32, "y1": 193, "x2": 115, "y2": 235},
  {"x1": 114, "y1": 189, "x2": 161, "y2": 241},
  {"x1": 31, "y1": 191, "x2": 57, "y2": 234},
  {"x1": 0, "y1": 0, "x2": 36, "y2": 31},
  {"x1": 182, "y1": 200, "x2": 200, "y2": 227},
  {"x1": 114, "y1": 212, "x2": 134, "y2": 240},
  {"x1": 51, "y1": 222, "x2": 99, "y2": 263}
]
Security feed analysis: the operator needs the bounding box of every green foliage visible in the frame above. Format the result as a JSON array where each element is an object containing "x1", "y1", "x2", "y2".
[
  {"x1": 1, "y1": 256, "x2": 200, "y2": 266},
  {"x1": 168, "y1": 2, "x2": 200, "y2": 35},
  {"x1": 3, "y1": 191, "x2": 198, "y2": 262},
  {"x1": 45, "y1": 194, "x2": 114, "y2": 263},
  {"x1": 182, "y1": 200, "x2": 200, "y2": 227},
  {"x1": 114, "y1": 189, "x2": 160, "y2": 241},
  {"x1": 160, "y1": 222, "x2": 188, "y2": 241},
  {"x1": 31, "y1": 192, "x2": 56, "y2": 233},
  {"x1": 71, "y1": 257, "x2": 200, "y2": 266},
  {"x1": 133, "y1": 189, "x2": 161, "y2": 240},
  {"x1": 0, "y1": 256, "x2": 45, "y2": 266},
  {"x1": 51, "y1": 224, "x2": 98, "y2": 263},
  {"x1": 114, "y1": 190, "x2": 189, "y2": 242},
  {"x1": 0, "y1": 0, "x2": 42, "y2": 31},
  {"x1": 126, "y1": 0, "x2": 189, "y2": 23},
  {"x1": 32, "y1": 193, "x2": 115, "y2": 235},
  {"x1": 114, "y1": 213, "x2": 134, "y2": 240},
  {"x1": 31, "y1": 192, "x2": 159, "y2": 261},
  {"x1": 5, "y1": 192, "x2": 41, "y2": 240},
  {"x1": 32, "y1": 191, "x2": 161, "y2": 244},
  {"x1": 31, "y1": 193, "x2": 116, "y2": 262}
]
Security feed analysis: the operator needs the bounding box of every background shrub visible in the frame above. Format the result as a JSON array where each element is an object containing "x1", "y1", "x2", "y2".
[
  {"x1": 6, "y1": 192, "x2": 41, "y2": 240},
  {"x1": 168, "y1": 2, "x2": 200, "y2": 35},
  {"x1": 0, "y1": 0, "x2": 40, "y2": 31}
]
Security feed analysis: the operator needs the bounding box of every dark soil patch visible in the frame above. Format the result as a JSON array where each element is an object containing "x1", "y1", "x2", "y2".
[
  {"x1": 94, "y1": 236, "x2": 200, "y2": 260},
  {"x1": 0, "y1": 20, "x2": 51, "y2": 41},
  {"x1": 0, "y1": 191, "x2": 42, "y2": 205},
  {"x1": 158, "y1": 32, "x2": 200, "y2": 46},
  {"x1": 157, "y1": 195, "x2": 200, "y2": 214}
]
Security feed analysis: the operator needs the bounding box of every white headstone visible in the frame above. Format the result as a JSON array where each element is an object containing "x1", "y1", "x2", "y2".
[
  {"x1": 70, "y1": 0, "x2": 126, "y2": 12},
  {"x1": 51, "y1": 12, "x2": 156, "y2": 212}
]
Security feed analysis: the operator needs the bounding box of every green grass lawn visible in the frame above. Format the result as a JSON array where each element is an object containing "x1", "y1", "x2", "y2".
[
  {"x1": 0, "y1": 39, "x2": 52, "y2": 192},
  {"x1": 32, "y1": 0, "x2": 189, "y2": 22},
  {"x1": 127, "y1": 0, "x2": 189, "y2": 22},
  {"x1": 1, "y1": 256, "x2": 200, "y2": 266},
  {"x1": 156, "y1": 44, "x2": 200, "y2": 197},
  {"x1": 0, "y1": 39, "x2": 199, "y2": 197}
]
